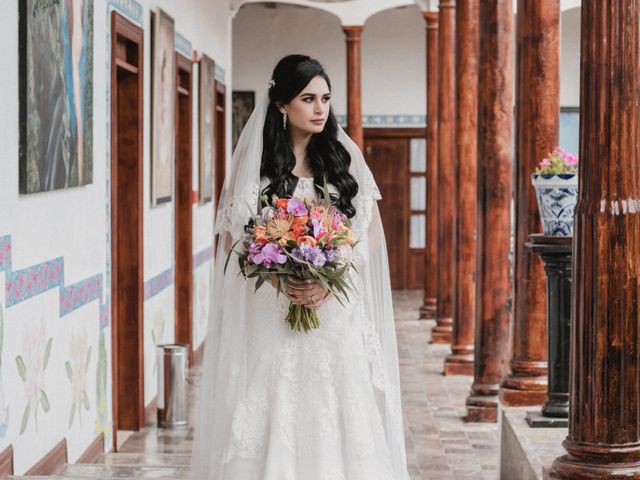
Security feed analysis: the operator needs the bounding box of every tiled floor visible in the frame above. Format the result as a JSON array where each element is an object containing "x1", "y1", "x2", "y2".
[{"x1": 11, "y1": 290, "x2": 499, "y2": 480}]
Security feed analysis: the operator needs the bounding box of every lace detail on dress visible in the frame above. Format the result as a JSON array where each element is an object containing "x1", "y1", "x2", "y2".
[{"x1": 215, "y1": 181, "x2": 260, "y2": 238}]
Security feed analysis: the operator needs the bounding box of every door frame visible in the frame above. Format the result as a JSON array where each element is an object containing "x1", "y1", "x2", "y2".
[
  {"x1": 110, "y1": 11, "x2": 144, "y2": 448},
  {"x1": 214, "y1": 80, "x2": 226, "y2": 207},
  {"x1": 174, "y1": 53, "x2": 194, "y2": 363},
  {"x1": 364, "y1": 127, "x2": 427, "y2": 289}
]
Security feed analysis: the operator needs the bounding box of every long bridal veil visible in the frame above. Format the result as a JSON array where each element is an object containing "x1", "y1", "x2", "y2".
[{"x1": 189, "y1": 91, "x2": 409, "y2": 480}]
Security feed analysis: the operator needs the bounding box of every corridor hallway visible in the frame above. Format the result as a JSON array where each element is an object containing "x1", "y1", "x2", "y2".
[{"x1": 9, "y1": 291, "x2": 498, "y2": 480}]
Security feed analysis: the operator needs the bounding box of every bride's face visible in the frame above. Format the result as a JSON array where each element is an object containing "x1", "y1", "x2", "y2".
[{"x1": 280, "y1": 76, "x2": 331, "y2": 135}]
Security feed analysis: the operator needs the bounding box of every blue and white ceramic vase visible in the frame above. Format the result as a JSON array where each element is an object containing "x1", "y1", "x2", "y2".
[{"x1": 531, "y1": 173, "x2": 578, "y2": 236}]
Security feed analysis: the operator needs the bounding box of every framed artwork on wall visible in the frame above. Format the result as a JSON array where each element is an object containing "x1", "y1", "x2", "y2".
[
  {"x1": 232, "y1": 91, "x2": 255, "y2": 150},
  {"x1": 198, "y1": 54, "x2": 216, "y2": 204},
  {"x1": 19, "y1": 0, "x2": 95, "y2": 194},
  {"x1": 151, "y1": 8, "x2": 176, "y2": 206}
]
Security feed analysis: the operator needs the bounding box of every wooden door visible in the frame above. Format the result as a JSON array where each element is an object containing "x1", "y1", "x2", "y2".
[
  {"x1": 110, "y1": 11, "x2": 144, "y2": 442},
  {"x1": 174, "y1": 54, "x2": 193, "y2": 363},
  {"x1": 214, "y1": 81, "x2": 226, "y2": 207},
  {"x1": 364, "y1": 129, "x2": 427, "y2": 290}
]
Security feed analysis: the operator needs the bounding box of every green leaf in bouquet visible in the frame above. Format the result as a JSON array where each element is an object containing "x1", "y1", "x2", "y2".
[
  {"x1": 254, "y1": 275, "x2": 266, "y2": 292},
  {"x1": 224, "y1": 239, "x2": 243, "y2": 274}
]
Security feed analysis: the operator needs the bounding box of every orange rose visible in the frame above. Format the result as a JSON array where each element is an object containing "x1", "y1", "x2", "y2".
[
  {"x1": 279, "y1": 231, "x2": 297, "y2": 246},
  {"x1": 292, "y1": 223, "x2": 307, "y2": 237},
  {"x1": 276, "y1": 198, "x2": 289, "y2": 211},
  {"x1": 293, "y1": 215, "x2": 309, "y2": 225},
  {"x1": 254, "y1": 225, "x2": 268, "y2": 242},
  {"x1": 298, "y1": 235, "x2": 318, "y2": 247}
]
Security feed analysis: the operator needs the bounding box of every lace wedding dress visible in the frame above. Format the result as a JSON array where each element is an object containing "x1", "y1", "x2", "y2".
[{"x1": 218, "y1": 177, "x2": 395, "y2": 480}]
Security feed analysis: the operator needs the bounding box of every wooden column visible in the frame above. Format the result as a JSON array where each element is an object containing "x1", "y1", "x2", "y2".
[
  {"x1": 499, "y1": 0, "x2": 559, "y2": 406},
  {"x1": 550, "y1": 2, "x2": 640, "y2": 478},
  {"x1": 420, "y1": 12, "x2": 439, "y2": 319},
  {"x1": 343, "y1": 26, "x2": 364, "y2": 151},
  {"x1": 443, "y1": 0, "x2": 478, "y2": 375},
  {"x1": 432, "y1": 0, "x2": 456, "y2": 344},
  {"x1": 465, "y1": 0, "x2": 513, "y2": 422}
]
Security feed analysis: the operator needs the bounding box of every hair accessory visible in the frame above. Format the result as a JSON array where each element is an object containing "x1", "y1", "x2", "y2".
[{"x1": 268, "y1": 78, "x2": 276, "y2": 89}]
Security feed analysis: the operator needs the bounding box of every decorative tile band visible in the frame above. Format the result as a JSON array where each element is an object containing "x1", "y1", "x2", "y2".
[
  {"x1": 193, "y1": 246, "x2": 215, "y2": 269},
  {"x1": 335, "y1": 114, "x2": 427, "y2": 127},
  {"x1": 0, "y1": 236, "x2": 11, "y2": 271},
  {"x1": 143, "y1": 268, "x2": 174, "y2": 300},
  {"x1": 60, "y1": 274, "x2": 104, "y2": 317},
  {"x1": 175, "y1": 32, "x2": 192, "y2": 59},
  {"x1": 107, "y1": 0, "x2": 143, "y2": 24},
  {"x1": 1, "y1": 235, "x2": 107, "y2": 318},
  {"x1": 6, "y1": 258, "x2": 64, "y2": 307},
  {"x1": 215, "y1": 64, "x2": 226, "y2": 84}
]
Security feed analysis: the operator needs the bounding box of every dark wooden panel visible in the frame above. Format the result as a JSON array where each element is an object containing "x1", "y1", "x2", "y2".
[
  {"x1": 364, "y1": 137, "x2": 410, "y2": 289},
  {"x1": 214, "y1": 80, "x2": 226, "y2": 207},
  {"x1": 26, "y1": 439, "x2": 67, "y2": 475},
  {"x1": 110, "y1": 11, "x2": 144, "y2": 438},
  {"x1": 175, "y1": 53, "x2": 193, "y2": 364}
]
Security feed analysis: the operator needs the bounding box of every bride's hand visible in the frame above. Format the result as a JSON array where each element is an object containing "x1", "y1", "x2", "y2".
[{"x1": 286, "y1": 276, "x2": 330, "y2": 309}]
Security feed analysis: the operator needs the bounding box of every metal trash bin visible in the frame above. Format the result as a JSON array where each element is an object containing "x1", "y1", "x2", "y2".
[{"x1": 157, "y1": 344, "x2": 189, "y2": 427}]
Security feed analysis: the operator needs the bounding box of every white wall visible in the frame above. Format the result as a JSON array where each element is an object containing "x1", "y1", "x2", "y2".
[
  {"x1": 560, "y1": 7, "x2": 580, "y2": 107},
  {"x1": 0, "y1": 0, "x2": 231, "y2": 473},
  {"x1": 362, "y1": 5, "x2": 426, "y2": 119},
  {"x1": 233, "y1": 3, "x2": 427, "y2": 125},
  {"x1": 232, "y1": 3, "x2": 347, "y2": 114}
]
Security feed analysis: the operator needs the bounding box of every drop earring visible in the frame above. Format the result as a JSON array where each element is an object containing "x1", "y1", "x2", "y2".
[{"x1": 283, "y1": 112, "x2": 287, "y2": 130}]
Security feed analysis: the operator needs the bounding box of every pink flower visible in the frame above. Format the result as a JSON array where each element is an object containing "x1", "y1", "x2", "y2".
[
  {"x1": 253, "y1": 244, "x2": 287, "y2": 268},
  {"x1": 287, "y1": 197, "x2": 309, "y2": 217}
]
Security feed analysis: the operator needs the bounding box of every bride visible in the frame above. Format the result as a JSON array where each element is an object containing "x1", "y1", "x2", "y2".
[{"x1": 189, "y1": 54, "x2": 410, "y2": 480}]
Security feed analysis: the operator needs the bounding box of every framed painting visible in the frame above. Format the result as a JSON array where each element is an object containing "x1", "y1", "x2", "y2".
[
  {"x1": 232, "y1": 91, "x2": 255, "y2": 150},
  {"x1": 19, "y1": 0, "x2": 95, "y2": 194},
  {"x1": 151, "y1": 9, "x2": 175, "y2": 206},
  {"x1": 199, "y1": 54, "x2": 215, "y2": 204}
]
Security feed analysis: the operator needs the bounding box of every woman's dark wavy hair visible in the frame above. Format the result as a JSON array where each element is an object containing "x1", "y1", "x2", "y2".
[{"x1": 261, "y1": 54, "x2": 358, "y2": 218}]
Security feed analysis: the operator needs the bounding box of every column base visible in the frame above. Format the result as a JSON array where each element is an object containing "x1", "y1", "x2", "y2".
[
  {"x1": 499, "y1": 373, "x2": 547, "y2": 406},
  {"x1": 431, "y1": 327, "x2": 452, "y2": 344},
  {"x1": 419, "y1": 302, "x2": 436, "y2": 319},
  {"x1": 431, "y1": 317, "x2": 453, "y2": 343},
  {"x1": 549, "y1": 455, "x2": 640, "y2": 479},
  {"x1": 443, "y1": 353, "x2": 474, "y2": 376},
  {"x1": 465, "y1": 393, "x2": 498, "y2": 422}
]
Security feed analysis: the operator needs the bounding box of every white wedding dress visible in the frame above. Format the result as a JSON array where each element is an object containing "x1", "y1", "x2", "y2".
[
  {"x1": 189, "y1": 91, "x2": 409, "y2": 480},
  {"x1": 218, "y1": 177, "x2": 395, "y2": 480}
]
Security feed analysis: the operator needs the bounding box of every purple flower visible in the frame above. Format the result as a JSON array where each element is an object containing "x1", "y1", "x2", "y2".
[
  {"x1": 325, "y1": 249, "x2": 339, "y2": 262},
  {"x1": 291, "y1": 244, "x2": 327, "y2": 269},
  {"x1": 253, "y1": 243, "x2": 287, "y2": 268},
  {"x1": 287, "y1": 197, "x2": 309, "y2": 217},
  {"x1": 247, "y1": 242, "x2": 264, "y2": 263}
]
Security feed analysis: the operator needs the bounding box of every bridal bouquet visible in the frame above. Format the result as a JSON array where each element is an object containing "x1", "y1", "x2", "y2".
[{"x1": 225, "y1": 186, "x2": 357, "y2": 333}]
